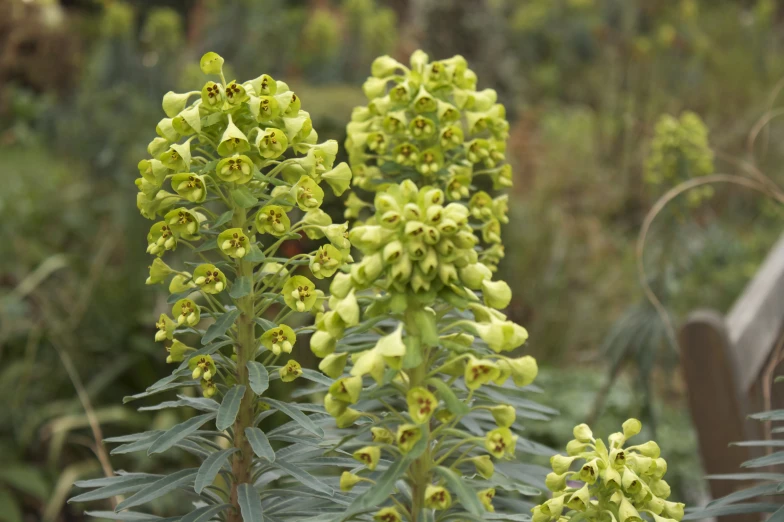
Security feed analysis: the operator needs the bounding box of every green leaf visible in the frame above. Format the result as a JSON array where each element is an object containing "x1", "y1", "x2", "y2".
[
  {"x1": 147, "y1": 413, "x2": 216, "y2": 455},
  {"x1": 237, "y1": 483, "x2": 264, "y2": 522},
  {"x1": 124, "y1": 380, "x2": 198, "y2": 403},
  {"x1": 202, "y1": 309, "x2": 242, "y2": 345},
  {"x1": 743, "y1": 451, "x2": 784, "y2": 468},
  {"x1": 115, "y1": 468, "x2": 198, "y2": 511},
  {"x1": 246, "y1": 427, "x2": 275, "y2": 462},
  {"x1": 0, "y1": 488, "x2": 22, "y2": 522},
  {"x1": 707, "y1": 482, "x2": 780, "y2": 507},
  {"x1": 74, "y1": 474, "x2": 159, "y2": 488},
  {"x1": 181, "y1": 504, "x2": 231, "y2": 522},
  {"x1": 145, "y1": 368, "x2": 191, "y2": 393},
  {"x1": 111, "y1": 431, "x2": 164, "y2": 455},
  {"x1": 229, "y1": 276, "x2": 252, "y2": 299},
  {"x1": 214, "y1": 210, "x2": 234, "y2": 228},
  {"x1": 86, "y1": 511, "x2": 163, "y2": 521},
  {"x1": 69, "y1": 476, "x2": 158, "y2": 503},
  {"x1": 708, "y1": 473, "x2": 784, "y2": 481},
  {"x1": 427, "y1": 377, "x2": 470, "y2": 415},
  {"x1": 247, "y1": 361, "x2": 269, "y2": 395},
  {"x1": 273, "y1": 460, "x2": 333, "y2": 495},
  {"x1": 433, "y1": 466, "x2": 484, "y2": 515},
  {"x1": 244, "y1": 244, "x2": 265, "y2": 262},
  {"x1": 0, "y1": 466, "x2": 49, "y2": 500},
  {"x1": 264, "y1": 398, "x2": 323, "y2": 437},
  {"x1": 231, "y1": 187, "x2": 259, "y2": 209},
  {"x1": 194, "y1": 448, "x2": 238, "y2": 494},
  {"x1": 217, "y1": 385, "x2": 246, "y2": 431}
]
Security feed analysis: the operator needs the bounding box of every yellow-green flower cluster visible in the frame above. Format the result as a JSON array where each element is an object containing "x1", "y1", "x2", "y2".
[
  {"x1": 644, "y1": 111, "x2": 714, "y2": 206},
  {"x1": 345, "y1": 50, "x2": 511, "y2": 270},
  {"x1": 533, "y1": 420, "x2": 685, "y2": 522},
  {"x1": 137, "y1": 52, "x2": 351, "y2": 396}
]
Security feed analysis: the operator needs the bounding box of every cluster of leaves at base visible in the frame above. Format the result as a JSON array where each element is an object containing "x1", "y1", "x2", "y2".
[
  {"x1": 534, "y1": 420, "x2": 684, "y2": 522},
  {"x1": 71, "y1": 51, "x2": 357, "y2": 522}
]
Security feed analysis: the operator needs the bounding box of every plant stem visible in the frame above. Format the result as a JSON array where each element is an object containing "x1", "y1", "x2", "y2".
[
  {"x1": 228, "y1": 206, "x2": 256, "y2": 522},
  {"x1": 405, "y1": 306, "x2": 429, "y2": 522}
]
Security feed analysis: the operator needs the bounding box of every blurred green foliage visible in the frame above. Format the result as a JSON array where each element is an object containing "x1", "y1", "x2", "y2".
[{"x1": 2, "y1": 0, "x2": 784, "y2": 520}]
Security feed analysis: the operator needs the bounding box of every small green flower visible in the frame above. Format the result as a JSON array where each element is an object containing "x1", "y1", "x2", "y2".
[
  {"x1": 424, "y1": 485, "x2": 451, "y2": 510},
  {"x1": 169, "y1": 273, "x2": 195, "y2": 293},
  {"x1": 335, "y1": 407, "x2": 362, "y2": 428},
  {"x1": 146, "y1": 222, "x2": 177, "y2": 256},
  {"x1": 171, "y1": 173, "x2": 207, "y2": 203},
  {"x1": 321, "y1": 162, "x2": 352, "y2": 196},
  {"x1": 189, "y1": 354, "x2": 217, "y2": 380},
  {"x1": 146, "y1": 257, "x2": 173, "y2": 285},
  {"x1": 329, "y1": 376, "x2": 363, "y2": 404},
  {"x1": 324, "y1": 393, "x2": 348, "y2": 417},
  {"x1": 482, "y1": 279, "x2": 512, "y2": 309},
  {"x1": 172, "y1": 105, "x2": 202, "y2": 136},
  {"x1": 283, "y1": 275, "x2": 317, "y2": 312},
  {"x1": 292, "y1": 175, "x2": 325, "y2": 211},
  {"x1": 218, "y1": 228, "x2": 250, "y2": 258},
  {"x1": 409, "y1": 115, "x2": 437, "y2": 140},
  {"x1": 261, "y1": 325, "x2": 296, "y2": 355},
  {"x1": 318, "y1": 352, "x2": 348, "y2": 379},
  {"x1": 371, "y1": 427, "x2": 395, "y2": 444},
  {"x1": 193, "y1": 264, "x2": 226, "y2": 294},
  {"x1": 478, "y1": 488, "x2": 496, "y2": 512},
  {"x1": 216, "y1": 155, "x2": 254, "y2": 184},
  {"x1": 256, "y1": 127, "x2": 289, "y2": 159},
  {"x1": 279, "y1": 360, "x2": 302, "y2": 382},
  {"x1": 353, "y1": 446, "x2": 381, "y2": 471},
  {"x1": 310, "y1": 330, "x2": 337, "y2": 358},
  {"x1": 164, "y1": 207, "x2": 202, "y2": 240},
  {"x1": 255, "y1": 205, "x2": 291, "y2": 237},
  {"x1": 162, "y1": 90, "x2": 198, "y2": 118},
  {"x1": 373, "y1": 507, "x2": 403, "y2": 522},
  {"x1": 396, "y1": 423, "x2": 422, "y2": 454},
  {"x1": 485, "y1": 427, "x2": 516, "y2": 459},
  {"x1": 159, "y1": 142, "x2": 192, "y2": 171},
  {"x1": 351, "y1": 349, "x2": 386, "y2": 383},
  {"x1": 201, "y1": 379, "x2": 217, "y2": 398},
  {"x1": 249, "y1": 73, "x2": 277, "y2": 96},
  {"x1": 490, "y1": 404, "x2": 516, "y2": 428},
  {"x1": 166, "y1": 339, "x2": 191, "y2": 364},
  {"x1": 471, "y1": 455, "x2": 495, "y2": 479},
  {"x1": 217, "y1": 116, "x2": 251, "y2": 157},
  {"x1": 224, "y1": 80, "x2": 249, "y2": 109},
  {"x1": 201, "y1": 80, "x2": 224, "y2": 111},
  {"x1": 465, "y1": 356, "x2": 500, "y2": 389},
  {"x1": 155, "y1": 313, "x2": 175, "y2": 342},
  {"x1": 340, "y1": 471, "x2": 361, "y2": 492},
  {"x1": 172, "y1": 298, "x2": 200, "y2": 327},
  {"x1": 406, "y1": 386, "x2": 437, "y2": 424},
  {"x1": 310, "y1": 245, "x2": 343, "y2": 279}
]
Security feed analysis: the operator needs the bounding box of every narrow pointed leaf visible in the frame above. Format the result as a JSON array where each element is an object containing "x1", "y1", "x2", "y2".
[
  {"x1": 194, "y1": 448, "x2": 238, "y2": 494},
  {"x1": 246, "y1": 427, "x2": 275, "y2": 462},
  {"x1": 69, "y1": 476, "x2": 157, "y2": 503},
  {"x1": 202, "y1": 309, "x2": 241, "y2": 345},
  {"x1": 217, "y1": 385, "x2": 246, "y2": 431},
  {"x1": 427, "y1": 377, "x2": 470, "y2": 415},
  {"x1": 433, "y1": 466, "x2": 484, "y2": 515},
  {"x1": 181, "y1": 504, "x2": 231, "y2": 522},
  {"x1": 264, "y1": 398, "x2": 323, "y2": 437},
  {"x1": 115, "y1": 469, "x2": 198, "y2": 511},
  {"x1": 273, "y1": 459, "x2": 333, "y2": 495},
  {"x1": 147, "y1": 413, "x2": 216, "y2": 455}
]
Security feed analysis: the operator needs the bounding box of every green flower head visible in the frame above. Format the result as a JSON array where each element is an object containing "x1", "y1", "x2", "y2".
[
  {"x1": 310, "y1": 244, "x2": 343, "y2": 279},
  {"x1": 218, "y1": 228, "x2": 250, "y2": 259},
  {"x1": 189, "y1": 354, "x2": 217, "y2": 380},
  {"x1": 279, "y1": 359, "x2": 302, "y2": 382},
  {"x1": 216, "y1": 155, "x2": 254, "y2": 183},
  {"x1": 406, "y1": 386, "x2": 438, "y2": 424},
  {"x1": 255, "y1": 205, "x2": 291, "y2": 237},
  {"x1": 292, "y1": 175, "x2": 325, "y2": 211},
  {"x1": 396, "y1": 423, "x2": 422, "y2": 454},
  {"x1": 172, "y1": 298, "x2": 200, "y2": 327},
  {"x1": 424, "y1": 485, "x2": 452, "y2": 510},
  {"x1": 171, "y1": 173, "x2": 207, "y2": 203},
  {"x1": 217, "y1": 116, "x2": 251, "y2": 157},
  {"x1": 164, "y1": 207, "x2": 202, "y2": 240},
  {"x1": 146, "y1": 221, "x2": 177, "y2": 256},
  {"x1": 256, "y1": 127, "x2": 289, "y2": 159},
  {"x1": 193, "y1": 264, "x2": 226, "y2": 294},
  {"x1": 261, "y1": 325, "x2": 296, "y2": 355},
  {"x1": 283, "y1": 275, "x2": 317, "y2": 312},
  {"x1": 353, "y1": 445, "x2": 381, "y2": 471}
]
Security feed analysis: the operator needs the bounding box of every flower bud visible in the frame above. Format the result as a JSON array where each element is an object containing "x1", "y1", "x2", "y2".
[
  {"x1": 318, "y1": 352, "x2": 348, "y2": 379},
  {"x1": 573, "y1": 423, "x2": 594, "y2": 443},
  {"x1": 335, "y1": 407, "x2": 362, "y2": 428},
  {"x1": 353, "y1": 446, "x2": 381, "y2": 470},
  {"x1": 371, "y1": 55, "x2": 404, "y2": 78},
  {"x1": 470, "y1": 455, "x2": 494, "y2": 479},
  {"x1": 340, "y1": 471, "x2": 361, "y2": 492},
  {"x1": 351, "y1": 350, "x2": 386, "y2": 383},
  {"x1": 619, "y1": 497, "x2": 643, "y2": 522},
  {"x1": 371, "y1": 427, "x2": 395, "y2": 444},
  {"x1": 545, "y1": 472, "x2": 568, "y2": 492},
  {"x1": 459, "y1": 263, "x2": 492, "y2": 289},
  {"x1": 169, "y1": 273, "x2": 195, "y2": 294},
  {"x1": 162, "y1": 91, "x2": 197, "y2": 118},
  {"x1": 329, "y1": 376, "x2": 362, "y2": 404},
  {"x1": 490, "y1": 405, "x2": 516, "y2": 428},
  {"x1": 166, "y1": 339, "x2": 190, "y2": 364},
  {"x1": 508, "y1": 355, "x2": 538, "y2": 387},
  {"x1": 146, "y1": 257, "x2": 174, "y2": 285},
  {"x1": 324, "y1": 393, "x2": 347, "y2": 417},
  {"x1": 629, "y1": 440, "x2": 661, "y2": 458},
  {"x1": 482, "y1": 279, "x2": 512, "y2": 309},
  {"x1": 321, "y1": 162, "x2": 352, "y2": 196},
  {"x1": 363, "y1": 77, "x2": 388, "y2": 99},
  {"x1": 623, "y1": 418, "x2": 642, "y2": 440},
  {"x1": 566, "y1": 484, "x2": 591, "y2": 511}
]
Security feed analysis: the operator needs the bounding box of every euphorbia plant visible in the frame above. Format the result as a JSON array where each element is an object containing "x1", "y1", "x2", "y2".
[
  {"x1": 534, "y1": 420, "x2": 684, "y2": 522},
  {"x1": 309, "y1": 50, "x2": 542, "y2": 521},
  {"x1": 71, "y1": 52, "x2": 353, "y2": 521}
]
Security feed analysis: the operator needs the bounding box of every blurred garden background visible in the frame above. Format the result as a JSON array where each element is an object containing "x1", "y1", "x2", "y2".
[{"x1": 2, "y1": 0, "x2": 784, "y2": 520}]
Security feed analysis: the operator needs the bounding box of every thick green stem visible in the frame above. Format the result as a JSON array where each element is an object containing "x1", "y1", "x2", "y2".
[
  {"x1": 405, "y1": 306, "x2": 430, "y2": 522},
  {"x1": 228, "y1": 206, "x2": 256, "y2": 522}
]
